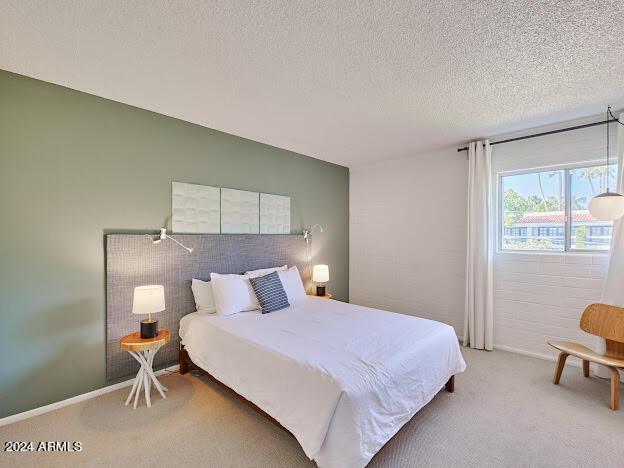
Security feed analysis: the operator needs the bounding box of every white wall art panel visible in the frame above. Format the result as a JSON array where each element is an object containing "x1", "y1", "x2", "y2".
[
  {"x1": 260, "y1": 193, "x2": 291, "y2": 234},
  {"x1": 221, "y1": 188, "x2": 260, "y2": 234},
  {"x1": 172, "y1": 182, "x2": 220, "y2": 233}
]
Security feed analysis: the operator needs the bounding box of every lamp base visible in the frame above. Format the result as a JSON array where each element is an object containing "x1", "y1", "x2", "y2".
[
  {"x1": 316, "y1": 285, "x2": 326, "y2": 296},
  {"x1": 140, "y1": 319, "x2": 159, "y2": 339}
]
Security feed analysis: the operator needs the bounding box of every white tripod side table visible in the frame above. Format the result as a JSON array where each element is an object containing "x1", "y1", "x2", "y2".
[{"x1": 120, "y1": 330, "x2": 171, "y2": 409}]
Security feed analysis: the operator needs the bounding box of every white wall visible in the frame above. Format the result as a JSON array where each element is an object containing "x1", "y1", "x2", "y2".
[
  {"x1": 491, "y1": 115, "x2": 610, "y2": 361},
  {"x1": 350, "y1": 148, "x2": 467, "y2": 334},
  {"x1": 494, "y1": 252, "x2": 606, "y2": 359},
  {"x1": 350, "y1": 114, "x2": 613, "y2": 363}
]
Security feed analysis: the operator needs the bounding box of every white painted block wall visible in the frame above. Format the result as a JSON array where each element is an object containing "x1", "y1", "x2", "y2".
[
  {"x1": 493, "y1": 251, "x2": 607, "y2": 360},
  {"x1": 349, "y1": 115, "x2": 611, "y2": 364},
  {"x1": 491, "y1": 116, "x2": 609, "y2": 360},
  {"x1": 350, "y1": 148, "x2": 467, "y2": 334}
]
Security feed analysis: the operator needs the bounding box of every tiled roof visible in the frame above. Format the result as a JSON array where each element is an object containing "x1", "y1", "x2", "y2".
[{"x1": 519, "y1": 211, "x2": 597, "y2": 223}]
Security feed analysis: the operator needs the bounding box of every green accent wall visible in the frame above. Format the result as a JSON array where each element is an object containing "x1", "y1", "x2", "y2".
[{"x1": 0, "y1": 70, "x2": 349, "y2": 418}]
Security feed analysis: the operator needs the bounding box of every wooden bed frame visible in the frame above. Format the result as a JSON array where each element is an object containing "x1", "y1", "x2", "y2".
[
  {"x1": 179, "y1": 344, "x2": 455, "y2": 433},
  {"x1": 179, "y1": 344, "x2": 289, "y2": 432}
]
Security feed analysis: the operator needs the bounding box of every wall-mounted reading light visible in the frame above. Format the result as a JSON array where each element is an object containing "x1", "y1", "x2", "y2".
[
  {"x1": 303, "y1": 224, "x2": 324, "y2": 244},
  {"x1": 146, "y1": 228, "x2": 193, "y2": 253},
  {"x1": 303, "y1": 224, "x2": 324, "y2": 287}
]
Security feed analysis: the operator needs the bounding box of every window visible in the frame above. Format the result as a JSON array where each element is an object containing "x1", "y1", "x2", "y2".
[
  {"x1": 569, "y1": 165, "x2": 617, "y2": 251},
  {"x1": 500, "y1": 162, "x2": 617, "y2": 251},
  {"x1": 536, "y1": 226, "x2": 563, "y2": 237},
  {"x1": 504, "y1": 227, "x2": 527, "y2": 238}
]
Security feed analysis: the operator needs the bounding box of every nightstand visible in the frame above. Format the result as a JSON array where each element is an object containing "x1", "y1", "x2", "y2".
[
  {"x1": 120, "y1": 329, "x2": 170, "y2": 409},
  {"x1": 308, "y1": 293, "x2": 333, "y2": 299}
]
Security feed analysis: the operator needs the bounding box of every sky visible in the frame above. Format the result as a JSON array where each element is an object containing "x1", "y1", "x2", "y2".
[{"x1": 502, "y1": 164, "x2": 618, "y2": 210}]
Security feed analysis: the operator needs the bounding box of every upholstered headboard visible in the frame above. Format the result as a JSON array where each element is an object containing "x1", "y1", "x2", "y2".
[{"x1": 106, "y1": 234, "x2": 309, "y2": 380}]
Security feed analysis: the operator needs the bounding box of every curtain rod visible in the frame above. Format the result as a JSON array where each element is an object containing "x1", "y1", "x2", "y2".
[{"x1": 457, "y1": 118, "x2": 618, "y2": 152}]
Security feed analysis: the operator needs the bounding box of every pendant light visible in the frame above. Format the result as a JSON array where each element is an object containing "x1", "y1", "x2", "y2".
[{"x1": 588, "y1": 106, "x2": 624, "y2": 221}]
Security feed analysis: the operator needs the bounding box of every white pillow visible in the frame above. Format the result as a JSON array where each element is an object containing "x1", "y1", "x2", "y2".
[
  {"x1": 210, "y1": 272, "x2": 260, "y2": 316},
  {"x1": 278, "y1": 266, "x2": 307, "y2": 303},
  {"x1": 244, "y1": 265, "x2": 288, "y2": 278},
  {"x1": 191, "y1": 278, "x2": 216, "y2": 314}
]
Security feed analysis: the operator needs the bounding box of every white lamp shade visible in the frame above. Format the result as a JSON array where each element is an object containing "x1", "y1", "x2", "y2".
[
  {"x1": 132, "y1": 285, "x2": 166, "y2": 315},
  {"x1": 588, "y1": 192, "x2": 624, "y2": 221},
  {"x1": 312, "y1": 264, "x2": 329, "y2": 283}
]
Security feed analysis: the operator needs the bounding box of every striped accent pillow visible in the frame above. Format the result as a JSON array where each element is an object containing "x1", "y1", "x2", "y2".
[{"x1": 249, "y1": 271, "x2": 290, "y2": 314}]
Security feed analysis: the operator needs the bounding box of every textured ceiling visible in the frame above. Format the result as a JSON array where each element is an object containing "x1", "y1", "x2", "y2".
[{"x1": 2, "y1": 1, "x2": 624, "y2": 167}]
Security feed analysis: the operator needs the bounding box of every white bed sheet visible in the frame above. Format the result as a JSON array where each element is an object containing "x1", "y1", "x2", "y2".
[{"x1": 179, "y1": 296, "x2": 466, "y2": 468}]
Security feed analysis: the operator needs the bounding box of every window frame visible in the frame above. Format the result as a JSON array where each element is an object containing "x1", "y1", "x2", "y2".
[{"x1": 497, "y1": 160, "x2": 612, "y2": 254}]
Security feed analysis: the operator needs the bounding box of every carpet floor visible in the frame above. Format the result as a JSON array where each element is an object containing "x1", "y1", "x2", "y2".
[{"x1": 1, "y1": 348, "x2": 623, "y2": 467}]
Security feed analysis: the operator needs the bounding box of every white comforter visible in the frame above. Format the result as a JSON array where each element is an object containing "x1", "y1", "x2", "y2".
[{"x1": 179, "y1": 297, "x2": 466, "y2": 468}]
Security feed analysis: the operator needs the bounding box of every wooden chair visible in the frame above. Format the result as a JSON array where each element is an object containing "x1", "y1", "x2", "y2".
[{"x1": 547, "y1": 303, "x2": 624, "y2": 410}]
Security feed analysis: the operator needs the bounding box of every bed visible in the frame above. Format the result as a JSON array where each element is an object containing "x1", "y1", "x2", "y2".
[{"x1": 179, "y1": 295, "x2": 466, "y2": 468}]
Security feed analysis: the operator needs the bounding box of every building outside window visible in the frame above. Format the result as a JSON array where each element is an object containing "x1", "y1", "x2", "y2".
[{"x1": 500, "y1": 163, "x2": 617, "y2": 251}]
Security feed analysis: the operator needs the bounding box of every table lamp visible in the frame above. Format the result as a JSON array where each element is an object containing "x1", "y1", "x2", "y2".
[
  {"x1": 312, "y1": 264, "x2": 329, "y2": 296},
  {"x1": 133, "y1": 285, "x2": 165, "y2": 339}
]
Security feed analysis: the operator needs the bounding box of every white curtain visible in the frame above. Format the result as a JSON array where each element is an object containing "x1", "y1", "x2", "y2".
[
  {"x1": 464, "y1": 140, "x2": 494, "y2": 350},
  {"x1": 596, "y1": 113, "x2": 624, "y2": 381}
]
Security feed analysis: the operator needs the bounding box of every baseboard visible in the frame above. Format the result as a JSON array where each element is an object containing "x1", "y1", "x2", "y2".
[
  {"x1": 0, "y1": 364, "x2": 179, "y2": 428},
  {"x1": 493, "y1": 344, "x2": 584, "y2": 367},
  {"x1": 450, "y1": 337, "x2": 597, "y2": 372},
  {"x1": 457, "y1": 335, "x2": 577, "y2": 366},
  {"x1": 494, "y1": 343, "x2": 624, "y2": 382},
  {"x1": 2, "y1": 340, "x2": 619, "y2": 428}
]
